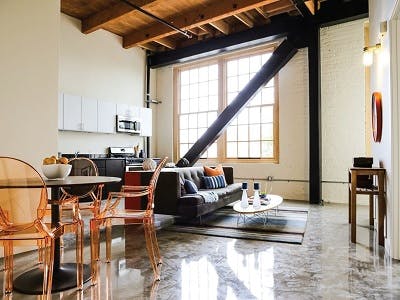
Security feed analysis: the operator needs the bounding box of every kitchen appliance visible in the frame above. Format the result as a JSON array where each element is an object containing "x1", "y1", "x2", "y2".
[
  {"x1": 108, "y1": 147, "x2": 144, "y2": 171},
  {"x1": 116, "y1": 115, "x2": 141, "y2": 134}
]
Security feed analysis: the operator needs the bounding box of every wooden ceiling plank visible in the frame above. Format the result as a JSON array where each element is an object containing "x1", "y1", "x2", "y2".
[
  {"x1": 209, "y1": 20, "x2": 230, "y2": 35},
  {"x1": 154, "y1": 37, "x2": 177, "y2": 49},
  {"x1": 255, "y1": 7, "x2": 269, "y2": 19},
  {"x1": 139, "y1": 43, "x2": 158, "y2": 52},
  {"x1": 234, "y1": 13, "x2": 254, "y2": 28},
  {"x1": 82, "y1": 0, "x2": 158, "y2": 34},
  {"x1": 123, "y1": 0, "x2": 281, "y2": 48}
]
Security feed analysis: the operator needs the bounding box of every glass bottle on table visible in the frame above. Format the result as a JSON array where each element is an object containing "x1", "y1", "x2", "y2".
[
  {"x1": 253, "y1": 182, "x2": 261, "y2": 209},
  {"x1": 240, "y1": 182, "x2": 249, "y2": 208}
]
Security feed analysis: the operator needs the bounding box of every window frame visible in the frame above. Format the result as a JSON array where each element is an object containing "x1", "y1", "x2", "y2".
[{"x1": 173, "y1": 45, "x2": 279, "y2": 164}]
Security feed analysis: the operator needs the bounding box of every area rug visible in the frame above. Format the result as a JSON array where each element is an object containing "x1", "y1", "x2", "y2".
[{"x1": 165, "y1": 206, "x2": 309, "y2": 244}]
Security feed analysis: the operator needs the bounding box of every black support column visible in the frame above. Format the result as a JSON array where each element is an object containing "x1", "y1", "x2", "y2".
[
  {"x1": 178, "y1": 38, "x2": 298, "y2": 166},
  {"x1": 308, "y1": 26, "x2": 321, "y2": 204}
]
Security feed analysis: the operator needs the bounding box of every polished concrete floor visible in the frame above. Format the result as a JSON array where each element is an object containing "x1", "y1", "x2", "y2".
[{"x1": 3, "y1": 201, "x2": 400, "y2": 299}]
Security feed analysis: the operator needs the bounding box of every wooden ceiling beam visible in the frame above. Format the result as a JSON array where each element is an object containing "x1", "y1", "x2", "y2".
[
  {"x1": 255, "y1": 7, "x2": 269, "y2": 19},
  {"x1": 154, "y1": 37, "x2": 176, "y2": 49},
  {"x1": 209, "y1": 20, "x2": 230, "y2": 35},
  {"x1": 123, "y1": 0, "x2": 281, "y2": 48},
  {"x1": 234, "y1": 13, "x2": 254, "y2": 28},
  {"x1": 139, "y1": 43, "x2": 158, "y2": 52},
  {"x1": 81, "y1": 0, "x2": 158, "y2": 34}
]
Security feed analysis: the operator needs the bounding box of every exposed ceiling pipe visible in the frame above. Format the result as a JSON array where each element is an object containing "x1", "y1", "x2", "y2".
[{"x1": 121, "y1": 0, "x2": 192, "y2": 39}]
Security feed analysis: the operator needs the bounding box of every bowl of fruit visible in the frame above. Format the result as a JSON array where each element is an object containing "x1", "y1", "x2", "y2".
[{"x1": 41, "y1": 156, "x2": 71, "y2": 179}]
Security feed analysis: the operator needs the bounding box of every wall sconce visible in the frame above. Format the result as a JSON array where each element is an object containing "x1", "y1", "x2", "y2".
[{"x1": 363, "y1": 43, "x2": 381, "y2": 66}]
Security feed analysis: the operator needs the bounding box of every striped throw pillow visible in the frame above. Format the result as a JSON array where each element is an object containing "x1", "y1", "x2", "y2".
[{"x1": 203, "y1": 175, "x2": 227, "y2": 189}]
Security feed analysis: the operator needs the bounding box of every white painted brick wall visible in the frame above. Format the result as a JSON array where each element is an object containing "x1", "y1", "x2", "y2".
[{"x1": 321, "y1": 19, "x2": 367, "y2": 203}]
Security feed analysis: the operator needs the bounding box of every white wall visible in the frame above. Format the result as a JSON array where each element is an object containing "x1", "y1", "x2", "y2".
[
  {"x1": 59, "y1": 14, "x2": 147, "y2": 154},
  {"x1": 0, "y1": 0, "x2": 59, "y2": 170},
  {"x1": 321, "y1": 19, "x2": 367, "y2": 203}
]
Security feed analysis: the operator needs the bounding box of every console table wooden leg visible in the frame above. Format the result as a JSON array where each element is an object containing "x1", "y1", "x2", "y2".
[
  {"x1": 378, "y1": 174, "x2": 385, "y2": 246},
  {"x1": 348, "y1": 185, "x2": 351, "y2": 224},
  {"x1": 351, "y1": 173, "x2": 357, "y2": 243},
  {"x1": 369, "y1": 194, "x2": 374, "y2": 227}
]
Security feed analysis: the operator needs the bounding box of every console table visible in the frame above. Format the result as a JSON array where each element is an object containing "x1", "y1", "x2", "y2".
[{"x1": 348, "y1": 167, "x2": 386, "y2": 246}]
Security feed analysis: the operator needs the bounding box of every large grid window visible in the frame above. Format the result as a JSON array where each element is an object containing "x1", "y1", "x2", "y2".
[{"x1": 175, "y1": 47, "x2": 278, "y2": 162}]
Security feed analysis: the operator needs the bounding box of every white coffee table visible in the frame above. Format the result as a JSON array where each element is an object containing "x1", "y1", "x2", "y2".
[{"x1": 233, "y1": 194, "x2": 283, "y2": 225}]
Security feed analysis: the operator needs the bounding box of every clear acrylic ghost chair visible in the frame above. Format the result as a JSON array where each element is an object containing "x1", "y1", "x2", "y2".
[
  {"x1": 90, "y1": 157, "x2": 167, "y2": 285},
  {"x1": 0, "y1": 156, "x2": 83, "y2": 297}
]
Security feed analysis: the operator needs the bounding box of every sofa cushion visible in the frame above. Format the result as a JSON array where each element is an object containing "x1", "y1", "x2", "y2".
[
  {"x1": 184, "y1": 179, "x2": 198, "y2": 194},
  {"x1": 203, "y1": 175, "x2": 227, "y2": 189},
  {"x1": 204, "y1": 164, "x2": 224, "y2": 176}
]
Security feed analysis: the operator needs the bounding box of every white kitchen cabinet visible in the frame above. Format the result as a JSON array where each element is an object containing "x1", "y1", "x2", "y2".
[
  {"x1": 63, "y1": 93, "x2": 82, "y2": 131},
  {"x1": 82, "y1": 97, "x2": 98, "y2": 132},
  {"x1": 140, "y1": 107, "x2": 152, "y2": 136},
  {"x1": 58, "y1": 92, "x2": 64, "y2": 130},
  {"x1": 98, "y1": 101, "x2": 116, "y2": 133},
  {"x1": 116, "y1": 103, "x2": 141, "y2": 119}
]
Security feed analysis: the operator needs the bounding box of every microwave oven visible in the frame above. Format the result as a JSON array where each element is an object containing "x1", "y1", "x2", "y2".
[{"x1": 116, "y1": 115, "x2": 141, "y2": 134}]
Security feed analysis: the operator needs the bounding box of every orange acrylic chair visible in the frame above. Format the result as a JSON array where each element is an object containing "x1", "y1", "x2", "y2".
[
  {"x1": 0, "y1": 156, "x2": 84, "y2": 297},
  {"x1": 90, "y1": 157, "x2": 167, "y2": 285},
  {"x1": 58, "y1": 157, "x2": 104, "y2": 217}
]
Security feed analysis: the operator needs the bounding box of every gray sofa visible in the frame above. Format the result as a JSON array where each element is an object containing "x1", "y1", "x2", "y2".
[{"x1": 138, "y1": 166, "x2": 242, "y2": 218}]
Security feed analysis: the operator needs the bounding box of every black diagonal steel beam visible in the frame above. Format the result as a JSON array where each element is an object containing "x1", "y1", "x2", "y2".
[{"x1": 178, "y1": 39, "x2": 298, "y2": 166}]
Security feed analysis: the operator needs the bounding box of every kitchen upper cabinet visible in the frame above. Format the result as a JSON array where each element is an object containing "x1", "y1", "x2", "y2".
[
  {"x1": 62, "y1": 93, "x2": 98, "y2": 132},
  {"x1": 140, "y1": 107, "x2": 152, "y2": 137},
  {"x1": 63, "y1": 93, "x2": 82, "y2": 131},
  {"x1": 82, "y1": 97, "x2": 98, "y2": 132},
  {"x1": 116, "y1": 103, "x2": 140, "y2": 119},
  {"x1": 98, "y1": 101, "x2": 116, "y2": 133}
]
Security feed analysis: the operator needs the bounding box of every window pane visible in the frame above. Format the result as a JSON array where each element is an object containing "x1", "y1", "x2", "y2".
[
  {"x1": 181, "y1": 85, "x2": 189, "y2": 100},
  {"x1": 207, "y1": 143, "x2": 217, "y2": 158},
  {"x1": 250, "y1": 91, "x2": 261, "y2": 106},
  {"x1": 189, "y1": 84, "x2": 198, "y2": 99},
  {"x1": 227, "y1": 142, "x2": 237, "y2": 158},
  {"x1": 188, "y1": 113, "x2": 198, "y2": 128},
  {"x1": 265, "y1": 79, "x2": 274, "y2": 88},
  {"x1": 189, "y1": 98, "x2": 198, "y2": 113},
  {"x1": 238, "y1": 125, "x2": 248, "y2": 141},
  {"x1": 190, "y1": 68, "x2": 198, "y2": 84},
  {"x1": 238, "y1": 57, "x2": 249, "y2": 75},
  {"x1": 249, "y1": 55, "x2": 261, "y2": 73},
  {"x1": 180, "y1": 115, "x2": 189, "y2": 129},
  {"x1": 198, "y1": 127, "x2": 206, "y2": 137},
  {"x1": 261, "y1": 106, "x2": 273, "y2": 122},
  {"x1": 261, "y1": 123, "x2": 273, "y2": 140},
  {"x1": 208, "y1": 112, "x2": 217, "y2": 125},
  {"x1": 198, "y1": 66, "x2": 208, "y2": 82},
  {"x1": 209, "y1": 95, "x2": 218, "y2": 110},
  {"x1": 227, "y1": 60, "x2": 238, "y2": 77},
  {"x1": 262, "y1": 141, "x2": 273, "y2": 157},
  {"x1": 209, "y1": 80, "x2": 218, "y2": 95},
  {"x1": 237, "y1": 109, "x2": 248, "y2": 125},
  {"x1": 227, "y1": 76, "x2": 238, "y2": 93},
  {"x1": 249, "y1": 141, "x2": 260, "y2": 157},
  {"x1": 198, "y1": 82, "x2": 208, "y2": 97},
  {"x1": 180, "y1": 143, "x2": 189, "y2": 155},
  {"x1": 209, "y1": 65, "x2": 218, "y2": 80},
  {"x1": 262, "y1": 87, "x2": 274, "y2": 104},
  {"x1": 227, "y1": 126, "x2": 237, "y2": 141},
  {"x1": 230, "y1": 116, "x2": 238, "y2": 125},
  {"x1": 188, "y1": 129, "x2": 197, "y2": 143},
  {"x1": 249, "y1": 107, "x2": 260, "y2": 124},
  {"x1": 199, "y1": 97, "x2": 208, "y2": 111},
  {"x1": 181, "y1": 100, "x2": 189, "y2": 114},
  {"x1": 262, "y1": 53, "x2": 272, "y2": 64},
  {"x1": 227, "y1": 92, "x2": 237, "y2": 104},
  {"x1": 180, "y1": 129, "x2": 188, "y2": 143},
  {"x1": 238, "y1": 74, "x2": 249, "y2": 90},
  {"x1": 198, "y1": 112, "x2": 207, "y2": 127},
  {"x1": 249, "y1": 124, "x2": 260, "y2": 140},
  {"x1": 238, "y1": 142, "x2": 248, "y2": 157},
  {"x1": 181, "y1": 70, "x2": 189, "y2": 85}
]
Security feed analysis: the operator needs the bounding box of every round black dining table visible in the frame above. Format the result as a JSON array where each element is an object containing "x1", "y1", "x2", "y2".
[{"x1": 13, "y1": 176, "x2": 121, "y2": 295}]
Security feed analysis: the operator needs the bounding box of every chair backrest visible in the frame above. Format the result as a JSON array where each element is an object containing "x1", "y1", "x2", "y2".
[
  {"x1": 61, "y1": 157, "x2": 98, "y2": 199},
  {"x1": 0, "y1": 157, "x2": 47, "y2": 232},
  {"x1": 146, "y1": 157, "x2": 167, "y2": 211}
]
